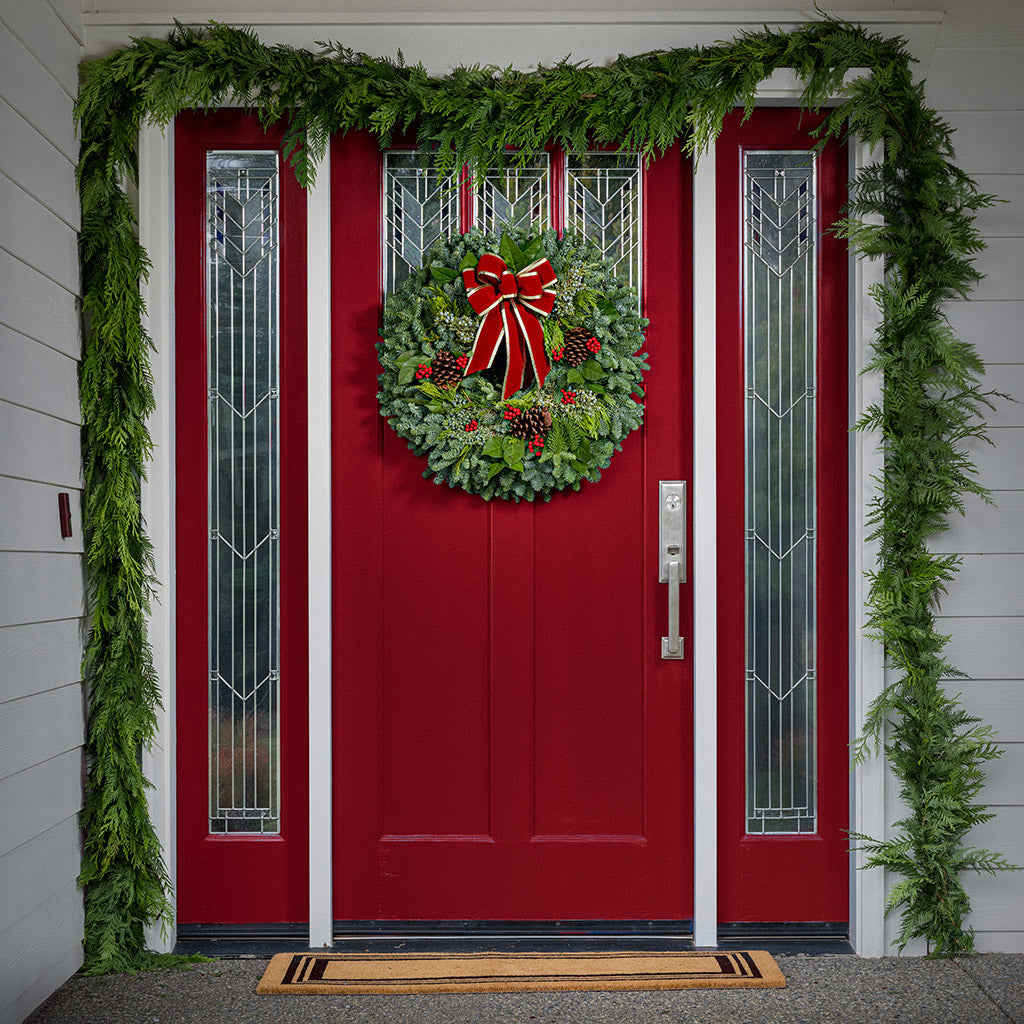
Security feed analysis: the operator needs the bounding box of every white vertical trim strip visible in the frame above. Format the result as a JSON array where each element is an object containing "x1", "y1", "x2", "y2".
[
  {"x1": 307, "y1": 151, "x2": 333, "y2": 949},
  {"x1": 692, "y1": 145, "x2": 718, "y2": 948},
  {"x1": 140, "y1": 121, "x2": 177, "y2": 954},
  {"x1": 849, "y1": 134, "x2": 887, "y2": 957}
]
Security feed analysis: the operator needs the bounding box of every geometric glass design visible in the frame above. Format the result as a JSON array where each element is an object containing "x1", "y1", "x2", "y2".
[
  {"x1": 206, "y1": 151, "x2": 281, "y2": 833},
  {"x1": 743, "y1": 151, "x2": 817, "y2": 834},
  {"x1": 384, "y1": 152, "x2": 459, "y2": 296},
  {"x1": 566, "y1": 152, "x2": 642, "y2": 299},
  {"x1": 476, "y1": 156, "x2": 550, "y2": 234}
]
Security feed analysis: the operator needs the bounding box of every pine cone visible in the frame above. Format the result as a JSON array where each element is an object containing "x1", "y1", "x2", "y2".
[
  {"x1": 431, "y1": 350, "x2": 462, "y2": 389},
  {"x1": 509, "y1": 406, "x2": 552, "y2": 439},
  {"x1": 561, "y1": 326, "x2": 592, "y2": 368}
]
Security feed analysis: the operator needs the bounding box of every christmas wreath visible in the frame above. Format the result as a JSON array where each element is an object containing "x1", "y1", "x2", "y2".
[{"x1": 377, "y1": 228, "x2": 649, "y2": 501}]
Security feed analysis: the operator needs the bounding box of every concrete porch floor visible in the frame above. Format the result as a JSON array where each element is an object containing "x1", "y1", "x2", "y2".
[{"x1": 23, "y1": 951, "x2": 1024, "y2": 1023}]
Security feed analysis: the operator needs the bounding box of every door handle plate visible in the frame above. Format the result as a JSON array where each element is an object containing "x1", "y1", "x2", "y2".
[{"x1": 659, "y1": 481, "x2": 686, "y2": 659}]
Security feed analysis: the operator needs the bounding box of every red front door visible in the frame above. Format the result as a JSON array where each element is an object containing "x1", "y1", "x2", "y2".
[{"x1": 330, "y1": 133, "x2": 695, "y2": 921}]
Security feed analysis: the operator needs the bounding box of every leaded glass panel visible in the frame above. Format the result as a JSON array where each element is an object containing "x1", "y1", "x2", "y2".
[
  {"x1": 566, "y1": 153, "x2": 642, "y2": 298},
  {"x1": 384, "y1": 152, "x2": 459, "y2": 295},
  {"x1": 476, "y1": 157, "x2": 550, "y2": 234},
  {"x1": 206, "y1": 151, "x2": 281, "y2": 834},
  {"x1": 744, "y1": 151, "x2": 817, "y2": 835}
]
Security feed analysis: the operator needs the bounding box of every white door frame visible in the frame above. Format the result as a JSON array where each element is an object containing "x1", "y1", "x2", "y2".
[{"x1": 138, "y1": 72, "x2": 886, "y2": 957}]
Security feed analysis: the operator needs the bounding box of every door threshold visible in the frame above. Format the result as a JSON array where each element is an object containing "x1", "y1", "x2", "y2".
[{"x1": 175, "y1": 920, "x2": 852, "y2": 957}]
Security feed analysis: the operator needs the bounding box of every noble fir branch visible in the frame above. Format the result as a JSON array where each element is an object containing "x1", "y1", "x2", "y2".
[{"x1": 76, "y1": 14, "x2": 1011, "y2": 966}]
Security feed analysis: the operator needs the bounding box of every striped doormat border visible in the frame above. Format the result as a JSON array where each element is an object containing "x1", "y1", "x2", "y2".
[{"x1": 257, "y1": 949, "x2": 786, "y2": 994}]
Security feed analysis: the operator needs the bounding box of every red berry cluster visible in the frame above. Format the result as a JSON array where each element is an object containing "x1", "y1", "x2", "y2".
[
  {"x1": 503, "y1": 406, "x2": 522, "y2": 420},
  {"x1": 456, "y1": 354, "x2": 469, "y2": 369},
  {"x1": 561, "y1": 389, "x2": 577, "y2": 405},
  {"x1": 415, "y1": 363, "x2": 432, "y2": 379},
  {"x1": 464, "y1": 419, "x2": 479, "y2": 432},
  {"x1": 527, "y1": 433, "x2": 545, "y2": 455},
  {"x1": 586, "y1": 336, "x2": 601, "y2": 353},
  {"x1": 551, "y1": 347, "x2": 564, "y2": 361}
]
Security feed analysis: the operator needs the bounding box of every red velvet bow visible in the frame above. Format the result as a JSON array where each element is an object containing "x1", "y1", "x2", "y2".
[{"x1": 461, "y1": 252, "x2": 557, "y2": 400}]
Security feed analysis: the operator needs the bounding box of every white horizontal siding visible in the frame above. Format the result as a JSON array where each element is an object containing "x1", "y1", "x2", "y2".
[
  {"x1": 927, "y1": 25, "x2": 1024, "y2": 954},
  {"x1": 0, "y1": 620, "x2": 85, "y2": 705},
  {"x1": 0, "y1": 101, "x2": 78, "y2": 230},
  {"x1": 0, "y1": 404, "x2": 81, "y2": 488},
  {"x1": 0, "y1": 1, "x2": 84, "y2": 1019},
  {"x1": 0, "y1": 327, "x2": 79, "y2": 426}
]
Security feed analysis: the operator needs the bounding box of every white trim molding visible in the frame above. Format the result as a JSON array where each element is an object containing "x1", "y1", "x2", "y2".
[
  {"x1": 140, "y1": 121, "x2": 177, "y2": 954},
  {"x1": 849, "y1": 134, "x2": 887, "y2": 958},
  {"x1": 307, "y1": 146, "x2": 333, "y2": 949},
  {"x1": 691, "y1": 142, "x2": 718, "y2": 949}
]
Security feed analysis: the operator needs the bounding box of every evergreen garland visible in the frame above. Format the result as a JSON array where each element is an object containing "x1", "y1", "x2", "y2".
[
  {"x1": 75, "y1": 16, "x2": 1013, "y2": 969},
  {"x1": 377, "y1": 229, "x2": 648, "y2": 500}
]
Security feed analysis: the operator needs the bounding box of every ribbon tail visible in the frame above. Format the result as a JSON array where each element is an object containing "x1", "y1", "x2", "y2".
[
  {"x1": 500, "y1": 306, "x2": 527, "y2": 401},
  {"x1": 465, "y1": 308, "x2": 505, "y2": 376},
  {"x1": 519, "y1": 309, "x2": 551, "y2": 390}
]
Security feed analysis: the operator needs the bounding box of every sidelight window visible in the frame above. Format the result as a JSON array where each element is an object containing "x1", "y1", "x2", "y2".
[
  {"x1": 743, "y1": 151, "x2": 818, "y2": 835},
  {"x1": 206, "y1": 151, "x2": 281, "y2": 834}
]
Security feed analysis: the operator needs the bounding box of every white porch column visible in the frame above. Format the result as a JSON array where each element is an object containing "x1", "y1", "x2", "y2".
[
  {"x1": 692, "y1": 144, "x2": 718, "y2": 948},
  {"x1": 308, "y1": 150, "x2": 334, "y2": 949}
]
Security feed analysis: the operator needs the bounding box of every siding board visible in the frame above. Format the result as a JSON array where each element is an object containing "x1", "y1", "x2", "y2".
[
  {"x1": 969, "y1": 238, "x2": 1024, "y2": 303},
  {"x1": 928, "y1": 48, "x2": 1024, "y2": 110},
  {"x1": 0, "y1": 816, "x2": 80, "y2": 937},
  {"x1": 0, "y1": 478, "x2": 83, "y2": 554},
  {"x1": 0, "y1": 620, "x2": 84, "y2": 705},
  {"x1": 978, "y1": 743, "x2": 1024, "y2": 806},
  {"x1": 0, "y1": 249, "x2": 79, "y2": 355},
  {"x1": 0, "y1": 749, "x2": 82, "y2": 860},
  {"x1": 0, "y1": 327, "x2": 79, "y2": 425},
  {"x1": 0, "y1": 684, "x2": 84, "y2": 781},
  {"x1": 945, "y1": 300, "x2": 1024, "y2": 364},
  {"x1": 0, "y1": 888, "x2": 83, "y2": 1024},
  {"x1": 948, "y1": 679, "x2": 1024, "y2": 736},
  {"x1": 941, "y1": 623, "x2": 1024, "y2": 684},
  {"x1": 967, "y1": 428, "x2": 1024, "y2": 490},
  {"x1": 0, "y1": 22, "x2": 76, "y2": 161},
  {"x1": 939, "y1": 554, "x2": 1024, "y2": 617},
  {"x1": 0, "y1": 404, "x2": 81, "y2": 488},
  {"x1": 946, "y1": 112, "x2": 1024, "y2": 175},
  {"x1": 0, "y1": 101, "x2": 78, "y2": 229},
  {"x1": 0, "y1": 0, "x2": 80, "y2": 97},
  {"x1": 972, "y1": 175, "x2": 1024, "y2": 238},
  {"x1": 0, "y1": 172, "x2": 79, "y2": 289},
  {"x1": 0, "y1": 552, "x2": 85, "y2": 628},
  {"x1": 933, "y1": 491, "x2": 1024, "y2": 553}
]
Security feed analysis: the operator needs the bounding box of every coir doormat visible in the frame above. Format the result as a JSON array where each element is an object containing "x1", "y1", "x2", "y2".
[{"x1": 257, "y1": 950, "x2": 785, "y2": 994}]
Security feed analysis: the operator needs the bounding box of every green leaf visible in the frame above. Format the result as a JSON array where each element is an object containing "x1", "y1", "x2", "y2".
[
  {"x1": 429, "y1": 264, "x2": 459, "y2": 284},
  {"x1": 482, "y1": 437, "x2": 504, "y2": 458},
  {"x1": 520, "y1": 236, "x2": 544, "y2": 264},
  {"x1": 582, "y1": 359, "x2": 604, "y2": 381},
  {"x1": 502, "y1": 437, "x2": 526, "y2": 467},
  {"x1": 499, "y1": 232, "x2": 525, "y2": 272},
  {"x1": 567, "y1": 368, "x2": 585, "y2": 385},
  {"x1": 487, "y1": 462, "x2": 504, "y2": 480},
  {"x1": 459, "y1": 252, "x2": 477, "y2": 272}
]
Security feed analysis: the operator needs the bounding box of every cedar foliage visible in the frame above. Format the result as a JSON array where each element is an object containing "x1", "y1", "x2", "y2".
[{"x1": 75, "y1": 17, "x2": 1012, "y2": 970}]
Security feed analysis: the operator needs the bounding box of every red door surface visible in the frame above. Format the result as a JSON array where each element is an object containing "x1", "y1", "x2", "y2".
[{"x1": 330, "y1": 133, "x2": 695, "y2": 922}]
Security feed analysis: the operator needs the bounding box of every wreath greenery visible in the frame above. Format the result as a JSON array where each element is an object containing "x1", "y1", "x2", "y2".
[{"x1": 378, "y1": 229, "x2": 648, "y2": 500}]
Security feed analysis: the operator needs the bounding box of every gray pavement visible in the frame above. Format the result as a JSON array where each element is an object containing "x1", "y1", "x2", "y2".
[{"x1": 24, "y1": 953, "x2": 1024, "y2": 1024}]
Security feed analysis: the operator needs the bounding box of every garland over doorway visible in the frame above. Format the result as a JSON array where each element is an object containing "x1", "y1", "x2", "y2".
[{"x1": 75, "y1": 17, "x2": 1014, "y2": 971}]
